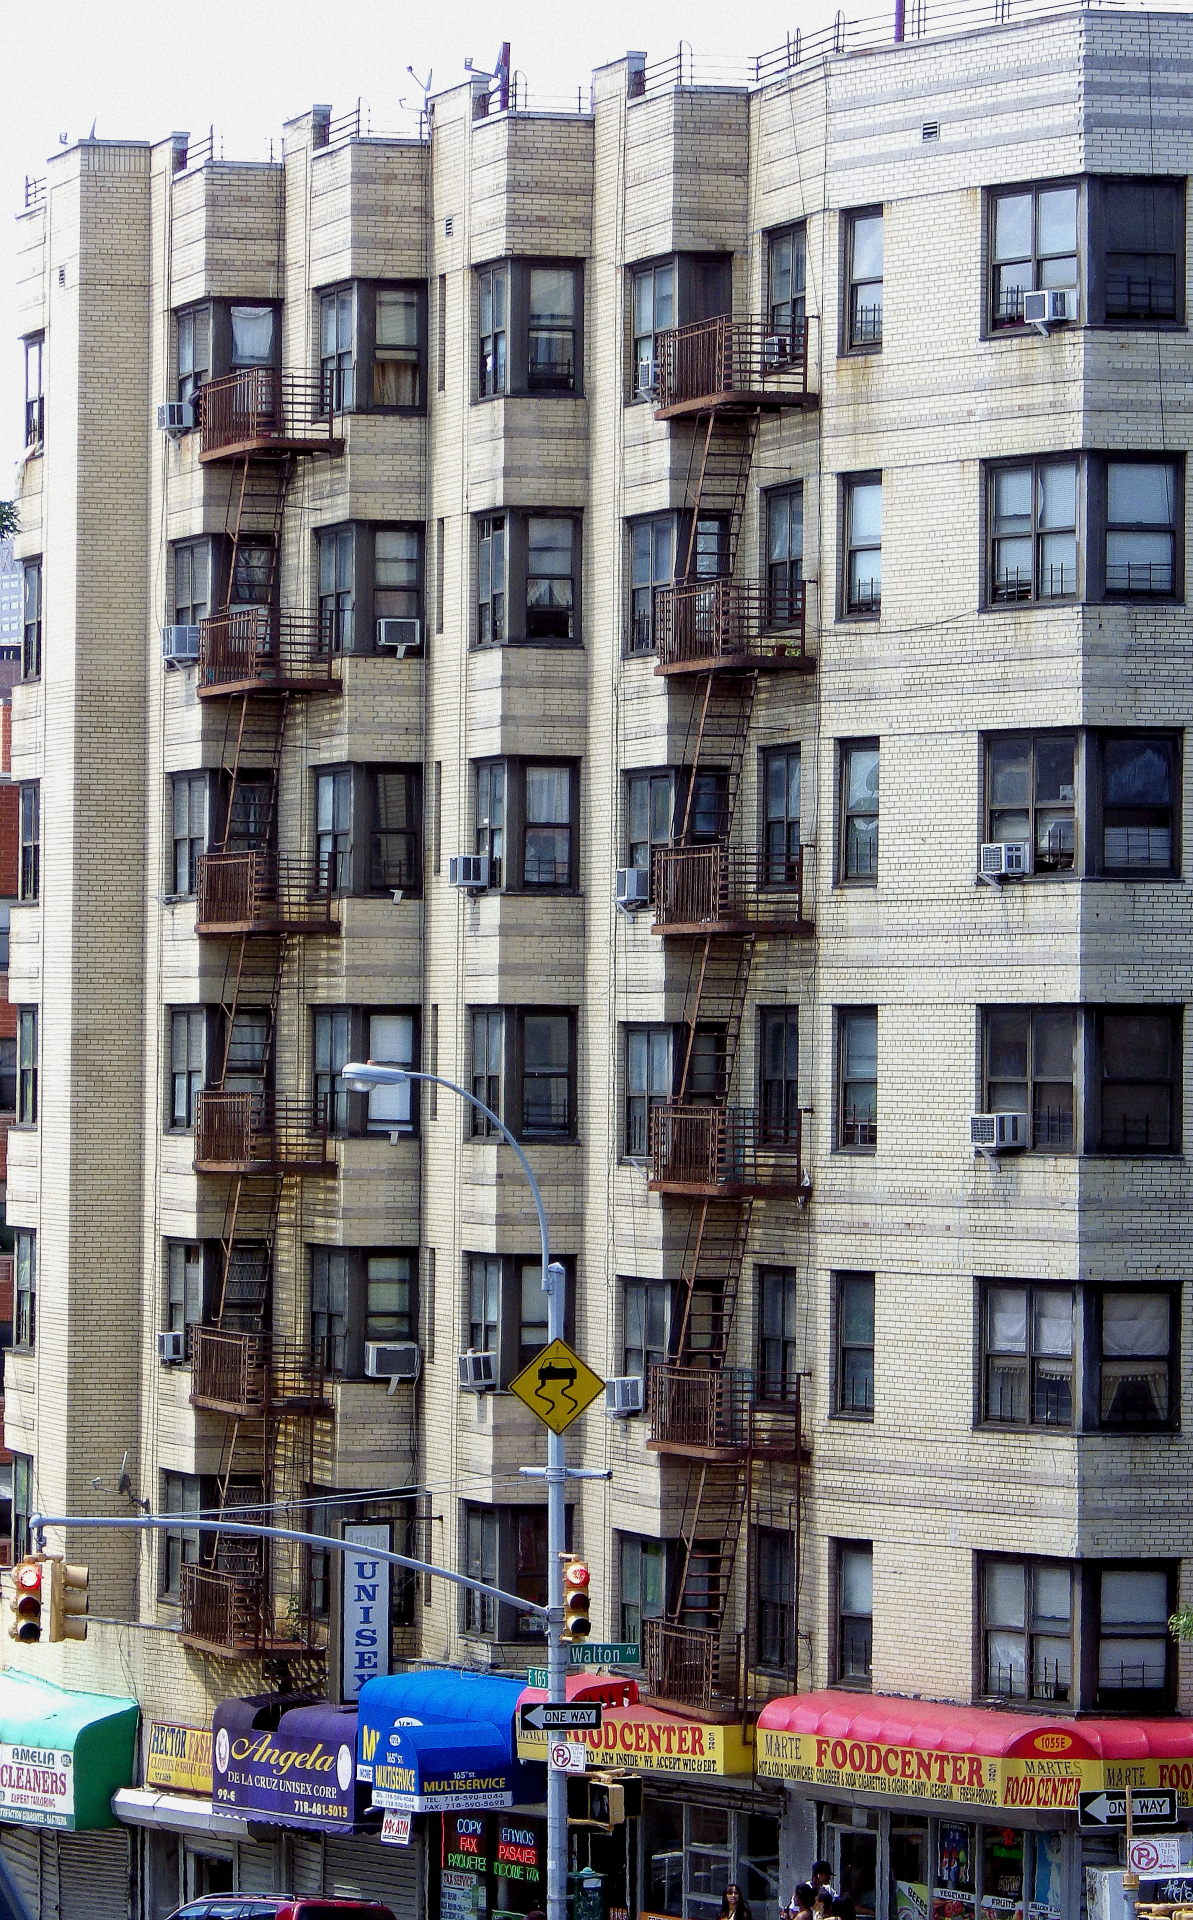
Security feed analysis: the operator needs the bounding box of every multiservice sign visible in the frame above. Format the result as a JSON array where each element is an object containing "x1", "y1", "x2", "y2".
[
  {"x1": 362, "y1": 1723, "x2": 514, "y2": 1812},
  {"x1": 213, "y1": 1700, "x2": 362, "y2": 1832},
  {"x1": 756, "y1": 1724, "x2": 1193, "y2": 1812}
]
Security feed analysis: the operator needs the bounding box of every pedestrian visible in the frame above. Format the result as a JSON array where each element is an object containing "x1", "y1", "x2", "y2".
[
  {"x1": 787, "y1": 1883, "x2": 816, "y2": 1920},
  {"x1": 720, "y1": 1885, "x2": 752, "y2": 1920},
  {"x1": 811, "y1": 1863, "x2": 837, "y2": 1902}
]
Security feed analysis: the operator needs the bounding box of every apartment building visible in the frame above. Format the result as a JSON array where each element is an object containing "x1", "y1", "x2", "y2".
[{"x1": 5, "y1": 2, "x2": 1193, "y2": 1916}]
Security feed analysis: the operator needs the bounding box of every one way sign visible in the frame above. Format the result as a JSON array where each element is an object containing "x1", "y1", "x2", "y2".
[
  {"x1": 520, "y1": 1702, "x2": 603, "y2": 1734},
  {"x1": 1078, "y1": 1789, "x2": 1177, "y2": 1831}
]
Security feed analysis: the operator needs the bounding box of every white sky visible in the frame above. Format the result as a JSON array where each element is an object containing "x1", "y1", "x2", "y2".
[{"x1": 1, "y1": 0, "x2": 821, "y2": 479}]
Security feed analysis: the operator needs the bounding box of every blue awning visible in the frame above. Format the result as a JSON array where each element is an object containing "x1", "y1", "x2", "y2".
[{"x1": 357, "y1": 1671, "x2": 543, "y2": 1813}]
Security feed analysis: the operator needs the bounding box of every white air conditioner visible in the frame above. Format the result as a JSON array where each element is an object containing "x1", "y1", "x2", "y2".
[
  {"x1": 157, "y1": 1329, "x2": 186, "y2": 1364},
  {"x1": 970, "y1": 1111, "x2": 1029, "y2": 1152},
  {"x1": 448, "y1": 854, "x2": 490, "y2": 890},
  {"x1": 1023, "y1": 287, "x2": 1076, "y2": 329},
  {"x1": 376, "y1": 617, "x2": 422, "y2": 655},
  {"x1": 605, "y1": 1375, "x2": 644, "y2": 1418},
  {"x1": 615, "y1": 867, "x2": 650, "y2": 909},
  {"x1": 364, "y1": 1340, "x2": 422, "y2": 1382},
  {"x1": 761, "y1": 333, "x2": 793, "y2": 370},
  {"x1": 161, "y1": 624, "x2": 201, "y2": 663},
  {"x1": 458, "y1": 1350, "x2": 498, "y2": 1392},
  {"x1": 636, "y1": 355, "x2": 659, "y2": 396},
  {"x1": 979, "y1": 840, "x2": 1032, "y2": 880},
  {"x1": 157, "y1": 400, "x2": 195, "y2": 434}
]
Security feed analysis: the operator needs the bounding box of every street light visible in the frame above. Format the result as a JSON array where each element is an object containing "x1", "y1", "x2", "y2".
[{"x1": 340, "y1": 1063, "x2": 570, "y2": 1920}]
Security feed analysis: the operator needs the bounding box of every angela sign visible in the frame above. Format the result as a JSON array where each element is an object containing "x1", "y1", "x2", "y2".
[{"x1": 213, "y1": 1697, "x2": 367, "y2": 1832}]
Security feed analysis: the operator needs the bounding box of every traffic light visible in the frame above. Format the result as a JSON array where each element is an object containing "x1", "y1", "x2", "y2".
[
  {"x1": 9, "y1": 1558, "x2": 45, "y2": 1643},
  {"x1": 561, "y1": 1555, "x2": 591, "y2": 1642},
  {"x1": 48, "y1": 1561, "x2": 89, "y2": 1643},
  {"x1": 567, "y1": 1776, "x2": 627, "y2": 1829}
]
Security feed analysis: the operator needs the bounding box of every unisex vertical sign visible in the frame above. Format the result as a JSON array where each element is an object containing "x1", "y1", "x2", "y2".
[{"x1": 341, "y1": 1523, "x2": 392, "y2": 1701}]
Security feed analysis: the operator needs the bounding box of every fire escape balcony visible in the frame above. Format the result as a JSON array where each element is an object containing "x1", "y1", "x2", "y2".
[
  {"x1": 196, "y1": 852, "x2": 338, "y2": 936},
  {"x1": 646, "y1": 1365, "x2": 804, "y2": 1461},
  {"x1": 653, "y1": 318, "x2": 814, "y2": 418},
  {"x1": 197, "y1": 609, "x2": 341, "y2": 697},
  {"x1": 642, "y1": 1618, "x2": 736, "y2": 1715},
  {"x1": 188, "y1": 1326, "x2": 331, "y2": 1417},
  {"x1": 179, "y1": 1563, "x2": 320, "y2": 1657},
  {"x1": 651, "y1": 845, "x2": 812, "y2": 938},
  {"x1": 193, "y1": 1092, "x2": 335, "y2": 1176},
  {"x1": 648, "y1": 1103, "x2": 807, "y2": 1199},
  {"x1": 198, "y1": 370, "x2": 344, "y2": 460},
  {"x1": 653, "y1": 580, "x2": 810, "y2": 676}
]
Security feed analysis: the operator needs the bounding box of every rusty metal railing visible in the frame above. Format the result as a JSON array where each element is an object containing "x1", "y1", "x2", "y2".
[
  {"x1": 197, "y1": 609, "x2": 339, "y2": 693},
  {"x1": 654, "y1": 578, "x2": 806, "y2": 668},
  {"x1": 193, "y1": 1093, "x2": 334, "y2": 1173},
  {"x1": 196, "y1": 851, "x2": 336, "y2": 932},
  {"x1": 648, "y1": 1103, "x2": 803, "y2": 1191},
  {"x1": 654, "y1": 318, "x2": 809, "y2": 409},
  {"x1": 651, "y1": 844, "x2": 807, "y2": 929},
  {"x1": 198, "y1": 370, "x2": 338, "y2": 455}
]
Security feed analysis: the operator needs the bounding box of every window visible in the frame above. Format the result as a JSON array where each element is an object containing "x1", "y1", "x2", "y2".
[
  {"x1": 1098, "y1": 1289, "x2": 1175, "y2": 1427},
  {"x1": 985, "y1": 728, "x2": 1179, "y2": 877},
  {"x1": 981, "y1": 1556, "x2": 1175, "y2": 1709},
  {"x1": 169, "y1": 775, "x2": 209, "y2": 898},
  {"x1": 475, "y1": 513, "x2": 579, "y2": 647},
  {"x1": 169, "y1": 1009, "x2": 206, "y2": 1130},
  {"x1": 20, "y1": 560, "x2": 41, "y2": 681},
  {"x1": 988, "y1": 460, "x2": 1078, "y2": 602},
  {"x1": 1098, "y1": 1566, "x2": 1173, "y2": 1705},
  {"x1": 759, "y1": 1009, "x2": 799, "y2": 1144},
  {"x1": 755, "y1": 1528, "x2": 795, "y2": 1672},
  {"x1": 0, "y1": 1034, "x2": 15, "y2": 1113},
  {"x1": 845, "y1": 212, "x2": 883, "y2": 349},
  {"x1": 1096, "y1": 1007, "x2": 1179, "y2": 1151},
  {"x1": 842, "y1": 477, "x2": 881, "y2": 615},
  {"x1": 23, "y1": 335, "x2": 44, "y2": 449},
  {"x1": 1101, "y1": 732, "x2": 1178, "y2": 873},
  {"x1": 463, "y1": 1506, "x2": 499, "y2": 1636},
  {"x1": 625, "y1": 770, "x2": 676, "y2": 872},
  {"x1": 18, "y1": 785, "x2": 39, "y2": 903},
  {"x1": 466, "y1": 1254, "x2": 569, "y2": 1383},
  {"x1": 984, "y1": 1006, "x2": 1077, "y2": 1148},
  {"x1": 837, "y1": 1008, "x2": 877, "y2": 1150},
  {"x1": 1104, "y1": 459, "x2": 1178, "y2": 596},
  {"x1": 837, "y1": 1542, "x2": 873, "y2": 1685},
  {"x1": 165, "y1": 1241, "x2": 210, "y2": 1338},
  {"x1": 767, "y1": 226, "x2": 806, "y2": 339},
  {"x1": 11, "y1": 1455, "x2": 33, "y2": 1563},
  {"x1": 623, "y1": 1278, "x2": 671, "y2": 1379},
  {"x1": 839, "y1": 741, "x2": 879, "y2": 881},
  {"x1": 315, "y1": 523, "x2": 423, "y2": 654},
  {"x1": 468, "y1": 1008, "x2": 576, "y2": 1141},
  {"x1": 989, "y1": 184, "x2": 1078, "y2": 327},
  {"x1": 312, "y1": 1008, "x2": 417, "y2": 1137},
  {"x1": 761, "y1": 747, "x2": 801, "y2": 888},
  {"x1": 16, "y1": 1009, "x2": 38, "y2": 1127},
  {"x1": 983, "y1": 1283, "x2": 1074, "y2": 1428},
  {"x1": 757, "y1": 1266, "x2": 799, "y2": 1401},
  {"x1": 985, "y1": 733, "x2": 1077, "y2": 871},
  {"x1": 983, "y1": 1005, "x2": 1180, "y2": 1152},
  {"x1": 628, "y1": 516, "x2": 676, "y2": 653},
  {"x1": 310, "y1": 1247, "x2": 417, "y2": 1377},
  {"x1": 477, "y1": 260, "x2": 585, "y2": 397},
  {"x1": 989, "y1": 177, "x2": 1183, "y2": 330},
  {"x1": 528, "y1": 265, "x2": 578, "y2": 391},
  {"x1": 624, "y1": 1026, "x2": 673, "y2": 1159},
  {"x1": 175, "y1": 300, "x2": 277, "y2": 404},
  {"x1": 620, "y1": 1534, "x2": 665, "y2": 1646},
  {"x1": 478, "y1": 265, "x2": 509, "y2": 396},
  {"x1": 315, "y1": 765, "x2": 421, "y2": 895},
  {"x1": 632, "y1": 261, "x2": 675, "y2": 396},
  {"x1": 161, "y1": 1472, "x2": 214, "y2": 1601},
  {"x1": 765, "y1": 487, "x2": 803, "y2": 629},
  {"x1": 176, "y1": 304, "x2": 211, "y2": 407},
  {"x1": 836, "y1": 1272, "x2": 875, "y2": 1417},
  {"x1": 984, "y1": 1557, "x2": 1073, "y2": 1702},
  {"x1": 172, "y1": 540, "x2": 212, "y2": 627},
  {"x1": 462, "y1": 1504, "x2": 550, "y2": 1641},
  {"x1": 980, "y1": 1280, "x2": 1176, "y2": 1431},
  {"x1": 1102, "y1": 179, "x2": 1182, "y2": 322},
  {"x1": 318, "y1": 283, "x2": 424, "y2": 413},
  {"x1": 13, "y1": 1231, "x2": 35, "y2": 1352},
  {"x1": 473, "y1": 760, "x2": 577, "y2": 890}
]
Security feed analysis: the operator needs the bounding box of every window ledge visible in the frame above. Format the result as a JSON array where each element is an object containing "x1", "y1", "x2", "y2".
[{"x1": 828, "y1": 1410, "x2": 875, "y2": 1425}]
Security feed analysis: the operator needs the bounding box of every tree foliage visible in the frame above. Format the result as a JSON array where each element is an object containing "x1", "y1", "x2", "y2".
[{"x1": 0, "y1": 502, "x2": 17, "y2": 540}]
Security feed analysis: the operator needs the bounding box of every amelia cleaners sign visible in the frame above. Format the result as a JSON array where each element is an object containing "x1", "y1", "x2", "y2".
[{"x1": 341, "y1": 1522, "x2": 392, "y2": 1701}]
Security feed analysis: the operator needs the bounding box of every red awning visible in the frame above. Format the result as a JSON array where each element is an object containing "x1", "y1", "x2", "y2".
[{"x1": 757, "y1": 1690, "x2": 1193, "y2": 1762}]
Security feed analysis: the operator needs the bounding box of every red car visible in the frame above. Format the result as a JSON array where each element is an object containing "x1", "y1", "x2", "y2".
[{"x1": 167, "y1": 1901, "x2": 398, "y2": 1920}]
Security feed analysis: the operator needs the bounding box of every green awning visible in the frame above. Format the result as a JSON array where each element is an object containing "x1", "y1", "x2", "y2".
[{"x1": 0, "y1": 1670, "x2": 138, "y2": 1830}]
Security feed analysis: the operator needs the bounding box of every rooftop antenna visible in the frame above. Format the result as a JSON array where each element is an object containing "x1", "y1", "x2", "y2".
[{"x1": 407, "y1": 65, "x2": 433, "y2": 133}]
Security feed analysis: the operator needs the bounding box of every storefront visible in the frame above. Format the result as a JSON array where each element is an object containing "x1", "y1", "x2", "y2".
[
  {"x1": 756, "y1": 1691, "x2": 1193, "y2": 1920},
  {"x1": 0, "y1": 1669, "x2": 138, "y2": 1920}
]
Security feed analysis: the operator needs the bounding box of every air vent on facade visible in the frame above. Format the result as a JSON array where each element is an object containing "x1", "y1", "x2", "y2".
[{"x1": 922, "y1": 120, "x2": 940, "y2": 140}]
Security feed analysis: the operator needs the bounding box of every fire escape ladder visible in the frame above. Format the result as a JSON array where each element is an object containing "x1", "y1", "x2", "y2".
[
  {"x1": 679, "y1": 410, "x2": 760, "y2": 579},
  {"x1": 671, "y1": 1461, "x2": 747, "y2": 1637},
  {"x1": 676, "y1": 671, "x2": 757, "y2": 844},
  {"x1": 670, "y1": 1197, "x2": 755, "y2": 1366}
]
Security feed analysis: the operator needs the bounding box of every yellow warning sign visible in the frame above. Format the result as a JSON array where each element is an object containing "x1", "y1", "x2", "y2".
[{"x1": 507, "y1": 1339, "x2": 605, "y2": 1434}]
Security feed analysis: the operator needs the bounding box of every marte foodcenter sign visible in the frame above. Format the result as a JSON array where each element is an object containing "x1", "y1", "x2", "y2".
[{"x1": 756, "y1": 1727, "x2": 1193, "y2": 1813}]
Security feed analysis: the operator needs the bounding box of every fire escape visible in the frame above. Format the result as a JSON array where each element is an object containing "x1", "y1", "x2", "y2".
[
  {"x1": 640, "y1": 316, "x2": 816, "y2": 1712},
  {"x1": 180, "y1": 369, "x2": 343, "y2": 1660}
]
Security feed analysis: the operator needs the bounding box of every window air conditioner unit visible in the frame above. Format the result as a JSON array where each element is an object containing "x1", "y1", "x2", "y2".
[
  {"x1": 448, "y1": 854, "x2": 490, "y2": 890},
  {"x1": 376, "y1": 617, "x2": 422, "y2": 655},
  {"x1": 605, "y1": 1375, "x2": 644, "y2": 1418},
  {"x1": 979, "y1": 840, "x2": 1032, "y2": 880},
  {"x1": 157, "y1": 1329, "x2": 186, "y2": 1364},
  {"x1": 1023, "y1": 287, "x2": 1076, "y2": 329},
  {"x1": 970, "y1": 1111, "x2": 1028, "y2": 1153},
  {"x1": 761, "y1": 333, "x2": 793, "y2": 370},
  {"x1": 458, "y1": 1350, "x2": 498, "y2": 1392},
  {"x1": 364, "y1": 1340, "x2": 422, "y2": 1382},
  {"x1": 161, "y1": 624, "x2": 201, "y2": 663},
  {"x1": 636, "y1": 355, "x2": 659, "y2": 396},
  {"x1": 157, "y1": 400, "x2": 195, "y2": 434},
  {"x1": 615, "y1": 867, "x2": 650, "y2": 909}
]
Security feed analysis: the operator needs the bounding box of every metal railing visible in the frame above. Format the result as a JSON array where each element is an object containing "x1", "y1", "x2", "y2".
[
  {"x1": 648, "y1": 1103, "x2": 804, "y2": 1190},
  {"x1": 23, "y1": 177, "x2": 45, "y2": 210},
  {"x1": 647, "y1": 1365, "x2": 803, "y2": 1452},
  {"x1": 654, "y1": 318, "x2": 809, "y2": 409},
  {"x1": 643, "y1": 1618, "x2": 734, "y2": 1711},
  {"x1": 196, "y1": 851, "x2": 336, "y2": 932},
  {"x1": 190, "y1": 1326, "x2": 329, "y2": 1413},
  {"x1": 193, "y1": 1092, "x2": 333, "y2": 1172},
  {"x1": 198, "y1": 608, "x2": 339, "y2": 693},
  {"x1": 654, "y1": 579, "x2": 806, "y2": 668},
  {"x1": 178, "y1": 1563, "x2": 318, "y2": 1655},
  {"x1": 198, "y1": 370, "x2": 338, "y2": 455},
  {"x1": 651, "y1": 845, "x2": 807, "y2": 929}
]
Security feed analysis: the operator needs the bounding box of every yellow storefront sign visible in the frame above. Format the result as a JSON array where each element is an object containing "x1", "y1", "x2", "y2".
[
  {"x1": 755, "y1": 1728, "x2": 1193, "y2": 1812},
  {"x1": 518, "y1": 1704, "x2": 750, "y2": 1776},
  {"x1": 145, "y1": 1722, "x2": 213, "y2": 1796}
]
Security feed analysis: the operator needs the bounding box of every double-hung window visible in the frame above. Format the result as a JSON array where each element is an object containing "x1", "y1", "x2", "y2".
[
  {"x1": 628, "y1": 516, "x2": 675, "y2": 653},
  {"x1": 310, "y1": 1246, "x2": 417, "y2": 1376},
  {"x1": 765, "y1": 486, "x2": 804, "y2": 628},
  {"x1": 170, "y1": 774, "x2": 209, "y2": 897},
  {"x1": 839, "y1": 741, "x2": 879, "y2": 881},
  {"x1": 982, "y1": 1005, "x2": 1180, "y2": 1152},
  {"x1": 981, "y1": 1556, "x2": 1175, "y2": 1709},
  {"x1": 989, "y1": 184, "x2": 1078, "y2": 327},
  {"x1": 476, "y1": 261, "x2": 582, "y2": 395},
  {"x1": 313, "y1": 1007, "x2": 417, "y2": 1137},
  {"x1": 985, "y1": 728, "x2": 1178, "y2": 877},
  {"x1": 755, "y1": 1528, "x2": 796, "y2": 1672},
  {"x1": 23, "y1": 336, "x2": 44, "y2": 450},
  {"x1": 845, "y1": 212, "x2": 883, "y2": 349},
  {"x1": 315, "y1": 765, "x2": 422, "y2": 895},
  {"x1": 161, "y1": 1473, "x2": 213, "y2": 1601},
  {"x1": 1104, "y1": 459, "x2": 1178, "y2": 595},
  {"x1": 318, "y1": 526, "x2": 354, "y2": 653},
  {"x1": 767, "y1": 226, "x2": 807, "y2": 342},
  {"x1": 478, "y1": 515, "x2": 506, "y2": 641},
  {"x1": 172, "y1": 540, "x2": 212, "y2": 628},
  {"x1": 624, "y1": 1026, "x2": 673, "y2": 1159},
  {"x1": 466, "y1": 1253, "x2": 570, "y2": 1384},
  {"x1": 837, "y1": 1542, "x2": 873, "y2": 1684},
  {"x1": 0, "y1": 1032, "x2": 17, "y2": 1114},
  {"x1": 757, "y1": 1266, "x2": 800, "y2": 1401},
  {"x1": 625, "y1": 770, "x2": 676, "y2": 872},
  {"x1": 320, "y1": 288, "x2": 354, "y2": 410},
  {"x1": 20, "y1": 560, "x2": 41, "y2": 681},
  {"x1": 165, "y1": 1240, "x2": 210, "y2": 1339},
  {"x1": 468, "y1": 1008, "x2": 576, "y2": 1141},
  {"x1": 622, "y1": 1278, "x2": 671, "y2": 1380},
  {"x1": 843, "y1": 477, "x2": 882, "y2": 615},
  {"x1": 462, "y1": 1505, "x2": 549, "y2": 1642},
  {"x1": 316, "y1": 523, "x2": 424, "y2": 655},
  {"x1": 759, "y1": 1009, "x2": 800, "y2": 1144},
  {"x1": 526, "y1": 518, "x2": 575, "y2": 640},
  {"x1": 837, "y1": 1008, "x2": 877, "y2": 1150},
  {"x1": 473, "y1": 760, "x2": 577, "y2": 891},
  {"x1": 835, "y1": 1272, "x2": 875, "y2": 1417},
  {"x1": 761, "y1": 747, "x2": 801, "y2": 886},
  {"x1": 176, "y1": 305, "x2": 211, "y2": 407},
  {"x1": 985, "y1": 733, "x2": 1077, "y2": 871},
  {"x1": 989, "y1": 178, "x2": 1182, "y2": 330},
  {"x1": 1102, "y1": 179, "x2": 1182, "y2": 322},
  {"x1": 476, "y1": 514, "x2": 579, "y2": 646},
  {"x1": 983, "y1": 1284, "x2": 1075, "y2": 1428},
  {"x1": 632, "y1": 261, "x2": 675, "y2": 396},
  {"x1": 319, "y1": 283, "x2": 425, "y2": 413},
  {"x1": 13, "y1": 1230, "x2": 35, "y2": 1351},
  {"x1": 18, "y1": 785, "x2": 39, "y2": 903},
  {"x1": 478, "y1": 265, "x2": 509, "y2": 396},
  {"x1": 984, "y1": 455, "x2": 1179, "y2": 607},
  {"x1": 528, "y1": 266, "x2": 578, "y2": 391},
  {"x1": 989, "y1": 460, "x2": 1078, "y2": 602},
  {"x1": 984, "y1": 1006, "x2": 1077, "y2": 1149},
  {"x1": 980, "y1": 1280, "x2": 1177, "y2": 1431},
  {"x1": 168, "y1": 1009, "x2": 206, "y2": 1130},
  {"x1": 620, "y1": 1535, "x2": 665, "y2": 1646},
  {"x1": 984, "y1": 1558, "x2": 1073, "y2": 1703}
]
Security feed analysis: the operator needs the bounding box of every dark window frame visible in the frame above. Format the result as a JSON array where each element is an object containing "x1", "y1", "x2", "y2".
[
  {"x1": 311, "y1": 1005, "x2": 419, "y2": 1138},
  {"x1": 165, "y1": 1239, "x2": 214, "y2": 1338},
  {"x1": 980, "y1": 1553, "x2": 1177, "y2": 1711},
  {"x1": 979, "y1": 1278, "x2": 1178, "y2": 1433},
  {"x1": 619, "y1": 1532, "x2": 666, "y2": 1646},
  {"x1": 981, "y1": 1003, "x2": 1181, "y2": 1155},
  {"x1": 629, "y1": 253, "x2": 732, "y2": 400},
  {"x1": 171, "y1": 537, "x2": 215, "y2": 627},
  {"x1": 758, "y1": 1007, "x2": 800, "y2": 1145},
  {"x1": 310, "y1": 1244, "x2": 418, "y2": 1378},
  {"x1": 986, "y1": 175, "x2": 1185, "y2": 334},
  {"x1": 315, "y1": 520, "x2": 425, "y2": 655},
  {"x1": 766, "y1": 225, "x2": 807, "y2": 340},
  {"x1": 16, "y1": 1007, "x2": 38, "y2": 1128},
  {"x1": 468, "y1": 1006, "x2": 577, "y2": 1143},
  {"x1": 317, "y1": 279, "x2": 427, "y2": 415},
  {"x1": 314, "y1": 762, "x2": 422, "y2": 897},
  {"x1": 623, "y1": 1024, "x2": 674, "y2": 1160},
  {"x1": 466, "y1": 1252, "x2": 573, "y2": 1386},
  {"x1": 841, "y1": 474, "x2": 882, "y2": 618},
  {"x1": 984, "y1": 728, "x2": 1180, "y2": 879},
  {"x1": 754, "y1": 1525, "x2": 796, "y2": 1674},
  {"x1": 461, "y1": 1502, "x2": 553, "y2": 1642},
  {"x1": 836, "y1": 1006, "x2": 877, "y2": 1152},
  {"x1": 986, "y1": 456, "x2": 1080, "y2": 605},
  {"x1": 987, "y1": 180, "x2": 1080, "y2": 331},
  {"x1": 173, "y1": 299, "x2": 281, "y2": 411},
  {"x1": 838, "y1": 739, "x2": 879, "y2": 884},
  {"x1": 473, "y1": 510, "x2": 581, "y2": 648},
  {"x1": 20, "y1": 559, "x2": 41, "y2": 682},
  {"x1": 761, "y1": 745, "x2": 802, "y2": 887},
  {"x1": 474, "y1": 260, "x2": 584, "y2": 399},
  {"x1": 472, "y1": 757, "x2": 579, "y2": 892},
  {"x1": 13, "y1": 1228, "x2": 35, "y2": 1352},
  {"x1": 757, "y1": 1265, "x2": 800, "y2": 1403},
  {"x1": 834, "y1": 1271, "x2": 875, "y2": 1419},
  {"x1": 764, "y1": 484, "x2": 804, "y2": 631},
  {"x1": 23, "y1": 335, "x2": 44, "y2": 450},
  {"x1": 622, "y1": 1276, "x2": 672, "y2": 1380},
  {"x1": 18, "y1": 784, "x2": 39, "y2": 903},
  {"x1": 836, "y1": 1539, "x2": 873, "y2": 1687},
  {"x1": 843, "y1": 210, "x2": 883, "y2": 352},
  {"x1": 160, "y1": 1470, "x2": 218, "y2": 1602}
]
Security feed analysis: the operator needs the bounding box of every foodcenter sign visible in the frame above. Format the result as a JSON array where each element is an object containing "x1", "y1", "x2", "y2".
[
  {"x1": 756, "y1": 1725, "x2": 1193, "y2": 1812},
  {"x1": 517, "y1": 1702, "x2": 750, "y2": 1776}
]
